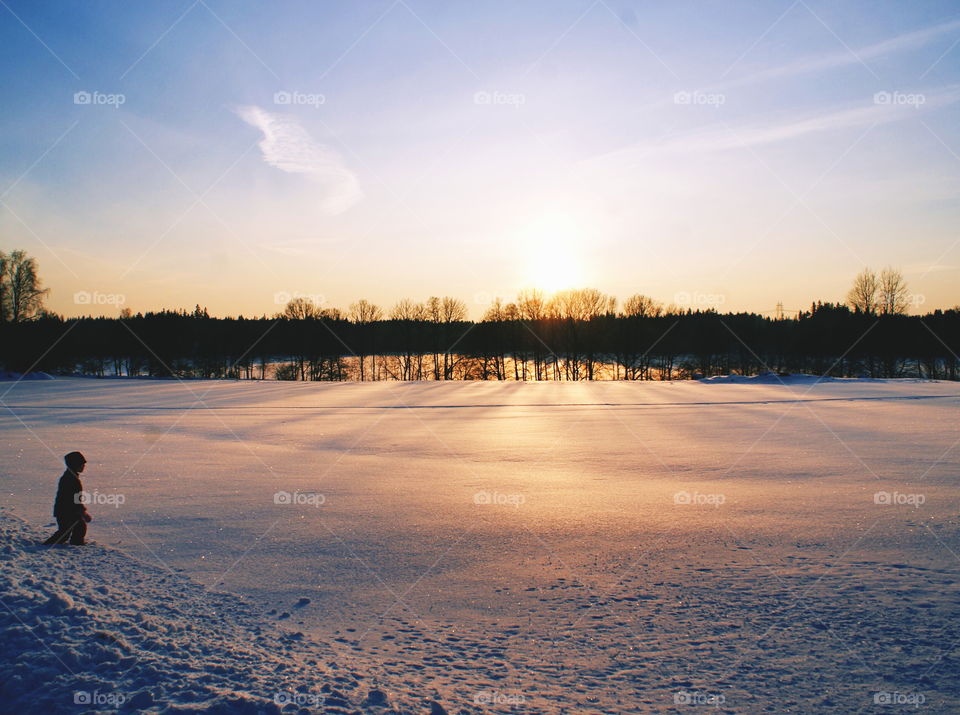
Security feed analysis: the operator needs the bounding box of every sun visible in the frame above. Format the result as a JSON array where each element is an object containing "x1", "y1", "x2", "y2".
[
  {"x1": 520, "y1": 213, "x2": 585, "y2": 293},
  {"x1": 530, "y1": 250, "x2": 582, "y2": 293}
]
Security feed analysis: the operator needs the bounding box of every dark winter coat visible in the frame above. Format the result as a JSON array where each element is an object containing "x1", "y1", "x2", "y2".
[{"x1": 53, "y1": 470, "x2": 87, "y2": 519}]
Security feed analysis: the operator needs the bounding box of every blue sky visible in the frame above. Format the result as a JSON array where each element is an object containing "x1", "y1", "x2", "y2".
[{"x1": 1, "y1": 0, "x2": 958, "y2": 317}]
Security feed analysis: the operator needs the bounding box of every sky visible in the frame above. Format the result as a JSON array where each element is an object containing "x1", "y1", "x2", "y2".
[{"x1": 1, "y1": 0, "x2": 958, "y2": 319}]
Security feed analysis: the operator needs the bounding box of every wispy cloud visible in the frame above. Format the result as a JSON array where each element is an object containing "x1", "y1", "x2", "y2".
[
  {"x1": 716, "y1": 18, "x2": 960, "y2": 92},
  {"x1": 601, "y1": 85, "x2": 960, "y2": 162},
  {"x1": 236, "y1": 105, "x2": 362, "y2": 215}
]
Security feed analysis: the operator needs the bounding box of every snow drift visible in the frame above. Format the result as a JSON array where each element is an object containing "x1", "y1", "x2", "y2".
[{"x1": 0, "y1": 509, "x2": 423, "y2": 713}]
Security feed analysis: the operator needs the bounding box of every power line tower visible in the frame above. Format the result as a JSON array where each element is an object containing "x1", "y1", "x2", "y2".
[{"x1": 775, "y1": 302, "x2": 785, "y2": 321}]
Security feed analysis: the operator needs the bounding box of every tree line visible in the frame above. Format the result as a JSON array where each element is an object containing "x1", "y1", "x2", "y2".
[{"x1": 1, "y1": 251, "x2": 957, "y2": 381}]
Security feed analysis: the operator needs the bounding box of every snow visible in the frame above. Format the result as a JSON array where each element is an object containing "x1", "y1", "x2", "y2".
[
  {"x1": 0, "y1": 511, "x2": 385, "y2": 713},
  {"x1": 0, "y1": 371, "x2": 55, "y2": 381},
  {"x1": 699, "y1": 372, "x2": 871, "y2": 384},
  {"x1": 2, "y1": 377, "x2": 959, "y2": 712}
]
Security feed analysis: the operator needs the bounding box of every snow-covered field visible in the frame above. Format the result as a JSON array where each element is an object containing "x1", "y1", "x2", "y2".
[{"x1": 2, "y1": 377, "x2": 959, "y2": 713}]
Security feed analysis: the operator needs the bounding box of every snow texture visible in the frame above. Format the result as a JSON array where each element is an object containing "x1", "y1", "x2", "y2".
[
  {"x1": 2, "y1": 377, "x2": 959, "y2": 712},
  {"x1": 0, "y1": 511, "x2": 419, "y2": 713}
]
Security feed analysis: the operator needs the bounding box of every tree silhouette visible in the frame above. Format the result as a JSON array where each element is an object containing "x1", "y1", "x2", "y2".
[
  {"x1": 0, "y1": 256, "x2": 955, "y2": 381},
  {"x1": 0, "y1": 250, "x2": 49, "y2": 323}
]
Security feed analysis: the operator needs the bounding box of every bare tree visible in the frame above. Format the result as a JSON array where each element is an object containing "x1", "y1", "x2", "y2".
[
  {"x1": 390, "y1": 298, "x2": 425, "y2": 321},
  {"x1": 421, "y1": 296, "x2": 469, "y2": 378},
  {"x1": 2, "y1": 250, "x2": 49, "y2": 322},
  {"x1": 482, "y1": 298, "x2": 506, "y2": 322},
  {"x1": 426, "y1": 296, "x2": 443, "y2": 379},
  {"x1": 349, "y1": 299, "x2": 382, "y2": 324},
  {"x1": 283, "y1": 297, "x2": 322, "y2": 320},
  {"x1": 548, "y1": 288, "x2": 614, "y2": 322},
  {"x1": 437, "y1": 297, "x2": 467, "y2": 379},
  {"x1": 280, "y1": 298, "x2": 323, "y2": 379},
  {"x1": 516, "y1": 288, "x2": 546, "y2": 321},
  {"x1": 390, "y1": 298, "x2": 426, "y2": 379},
  {"x1": 349, "y1": 299, "x2": 383, "y2": 381},
  {"x1": 515, "y1": 288, "x2": 547, "y2": 379},
  {"x1": 546, "y1": 289, "x2": 615, "y2": 379},
  {"x1": 614, "y1": 294, "x2": 665, "y2": 380},
  {"x1": 621, "y1": 294, "x2": 663, "y2": 318},
  {"x1": 0, "y1": 251, "x2": 8, "y2": 323},
  {"x1": 847, "y1": 268, "x2": 879, "y2": 314},
  {"x1": 440, "y1": 296, "x2": 467, "y2": 323},
  {"x1": 878, "y1": 267, "x2": 909, "y2": 315}
]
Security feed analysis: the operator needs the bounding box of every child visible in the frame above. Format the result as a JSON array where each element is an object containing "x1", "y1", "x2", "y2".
[{"x1": 43, "y1": 452, "x2": 91, "y2": 545}]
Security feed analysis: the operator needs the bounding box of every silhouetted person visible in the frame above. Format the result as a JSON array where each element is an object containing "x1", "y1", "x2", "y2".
[{"x1": 43, "y1": 452, "x2": 91, "y2": 545}]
